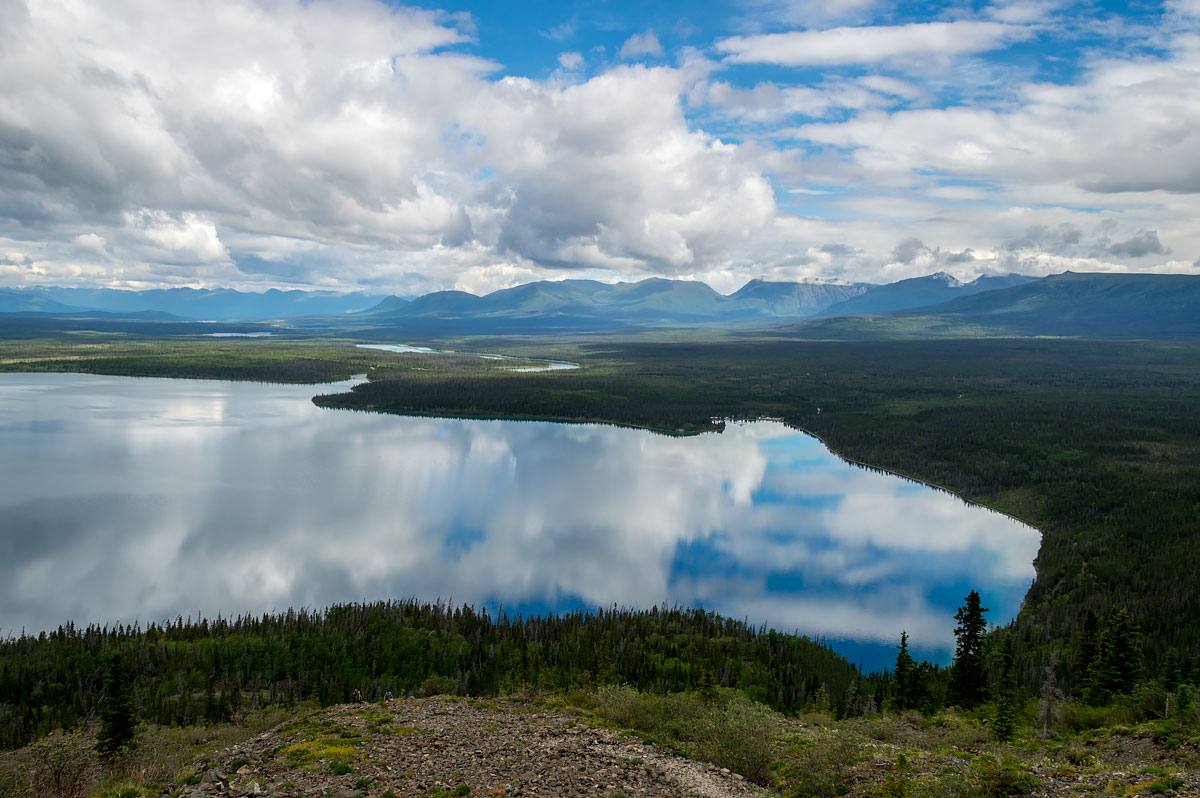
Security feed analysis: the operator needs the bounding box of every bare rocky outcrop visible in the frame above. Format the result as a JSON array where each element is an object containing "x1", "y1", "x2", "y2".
[{"x1": 176, "y1": 697, "x2": 768, "y2": 798}]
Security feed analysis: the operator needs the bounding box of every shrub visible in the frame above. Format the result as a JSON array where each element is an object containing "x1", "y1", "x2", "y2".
[
  {"x1": 420, "y1": 676, "x2": 459, "y2": 697},
  {"x1": 16, "y1": 730, "x2": 99, "y2": 798},
  {"x1": 774, "y1": 733, "x2": 863, "y2": 797},
  {"x1": 970, "y1": 755, "x2": 1038, "y2": 797},
  {"x1": 592, "y1": 686, "x2": 782, "y2": 783}
]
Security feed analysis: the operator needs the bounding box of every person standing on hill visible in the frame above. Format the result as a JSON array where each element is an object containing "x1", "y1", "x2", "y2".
[{"x1": 352, "y1": 688, "x2": 362, "y2": 703}]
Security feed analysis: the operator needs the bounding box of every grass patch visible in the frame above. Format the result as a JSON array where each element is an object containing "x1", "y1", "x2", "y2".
[
  {"x1": 581, "y1": 685, "x2": 783, "y2": 784},
  {"x1": 280, "y1": 739, "x2": 362, "y2": 768}
]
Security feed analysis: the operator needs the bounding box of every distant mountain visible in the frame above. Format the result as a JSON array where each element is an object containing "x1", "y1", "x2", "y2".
[
  {"x1": 0, "y1": 289, "x2": 83, "y2": 314},
  {"x1": 361, "y1": 277, "x2": 871, "y2": 330},
  {"x1": 9, "y1": 287, "x2": 388, "y2": 321},
  {"x1": 920, "y1": 271, "x2": 1200, "y2": 338},
  {"x1": 822, "y1": 272, "x2": 1037, "y2": 315},
  {"x1": 728, "y1": 279, "x2": 870, "y2": 316},
  {"x1": 787, "y1": 272, "x2": 1200, "y2": 340}
]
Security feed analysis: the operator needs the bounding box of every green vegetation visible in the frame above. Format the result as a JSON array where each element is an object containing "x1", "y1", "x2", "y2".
[
  {"x1": 0, "y1": 706, "x2": 293, "y2": 798},
  {"x1": 3, "y1": 662, "x2": 1199, "y2": 797},
  {"x1": 576, "y1": 684, "x2": 783, "y2": 782},
  {"x1": 3, "y1": 330, "x2": 1200, "y2": 777},
  {"x1": 0, "y1": 600, "x2": 858, "y2": 750},
  {"x1": 950, "y1": 591, "x2": 989, "y2": 710},
  {"x1": 94, "y1": 655, "x2": 138, "y2": 764},
  {"x1": 0, "y1": 336, "x2": 380, "y2": 383},
  {"x1": 310, "y1": 336, "x2": 1200, "y2": 682}
]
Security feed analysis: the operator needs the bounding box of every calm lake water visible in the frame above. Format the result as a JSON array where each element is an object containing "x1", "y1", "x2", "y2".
[{"x1": 0, "y1": 373, "x2": 1039, "y2": 670}]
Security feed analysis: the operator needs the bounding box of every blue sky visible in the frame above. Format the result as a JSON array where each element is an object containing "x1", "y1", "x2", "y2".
[{"x1": 0, "y1": 0, "x2": 1197, "y2": 294}]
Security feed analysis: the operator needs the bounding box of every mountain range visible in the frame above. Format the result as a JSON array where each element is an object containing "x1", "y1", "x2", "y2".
[
  {"x1": 789, "y1": 272, "x2": 1200, "y2": 340},
  {"x1": 821, "y1": 272, "x2": 1037, "y2": 315},
  {"x1": 362, "y1": 277, "x2": 875, "y2": 328},
  {"x1": 3, "y1": 272, "x2": 1196, "y2": 339},
  {"x1": 0, "y1": 286, "x2": 386, "y2": 320}
]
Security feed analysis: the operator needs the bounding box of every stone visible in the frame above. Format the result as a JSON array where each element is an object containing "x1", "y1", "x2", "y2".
[{"x1": 202, "y1": 770, "x2": 230, "y2": 791}]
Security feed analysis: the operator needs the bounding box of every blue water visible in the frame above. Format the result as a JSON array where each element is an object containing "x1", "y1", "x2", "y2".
[
  {"x1": 356, "y1": 342, "x2": 579, "y2": 371},
  {"x1": 0, "y1": 373, "x2": 1038, "y2": 670}
]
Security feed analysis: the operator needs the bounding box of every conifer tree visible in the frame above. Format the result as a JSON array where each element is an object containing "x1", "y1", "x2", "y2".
[
  {"x1": 1162, "y1": 648, "x2": 1181, "y2": 692},
  {"x1": 892, "y1": 632, "x2": 921, "y2": 712},
  {"x1": 95, "y1": 654, "x2": 137, "y2": 763},
  {"x1": 1085, "y1": 608, "x2": 1142, "y2": 705},
  {"x1": 949, "y1": 590, "x2": 989, "y2": 708},
  {"x1": 993, "y1": 634, "x2": 1018, "y2": 742},
  {"x1": 1073, "y1": 610, "x2": 1099, "y2": 696}
]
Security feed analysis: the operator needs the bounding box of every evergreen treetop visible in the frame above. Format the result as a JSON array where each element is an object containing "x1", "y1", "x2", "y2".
[{"x1": 950, "y1": 589, "x2": 989, "y2": 708}]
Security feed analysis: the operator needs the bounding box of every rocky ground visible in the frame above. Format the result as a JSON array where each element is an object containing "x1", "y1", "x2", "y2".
[
  {"x1": 177, "y1": 698, "x2": 767, "y2": 798},
  {"x1": 107, "y1": 697, "x2": 1200, "y2": 798}
]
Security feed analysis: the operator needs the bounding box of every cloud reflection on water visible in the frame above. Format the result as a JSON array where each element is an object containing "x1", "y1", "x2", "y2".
[{"x1": 0, "y1": 374, "x2": 1039, "y2": 667}]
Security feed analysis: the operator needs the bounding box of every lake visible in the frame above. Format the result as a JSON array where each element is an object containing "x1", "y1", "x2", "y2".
[{"x1": 0, "y1": 373, "x2": 1039, "y2": 670}]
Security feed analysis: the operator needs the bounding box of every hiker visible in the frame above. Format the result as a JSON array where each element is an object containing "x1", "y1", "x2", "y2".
[
  {"x1": 384, "y1": 690, "x2": 393, "y2": 702},
  {"x1": 352, "y1": 687, "x2": 362, "y2": 703}
]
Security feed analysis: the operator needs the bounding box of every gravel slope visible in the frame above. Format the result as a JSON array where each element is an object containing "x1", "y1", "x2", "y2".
[{"x1": 178, "y1": 697, "x2": 769, "y2": 798}]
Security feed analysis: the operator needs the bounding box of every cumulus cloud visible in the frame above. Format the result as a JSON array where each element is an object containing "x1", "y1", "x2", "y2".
[
  {"x1": 71, "y1": 233, "x2": 108, "y2": 258},
  {"x1": 715, "y1": 22, "x2": 1033, "y2": 67},
  {"x1": 890, "y1": 237, "x2": 929, "y2": 264},
  {"x1": 0, "y1": 0, "x2": 1196, "y2": 291},
  {"x1": 0, "y1": 0, "x2": 783, "y2": 291},
  {"x1": 1001, "y1": 223, "x2": 1169, "y2": 261},
  {"x1": 557, "y1": 51, "x2": 584, "y2": 70},
  {"x1": 1109, "y1": 230, "x2": 1168, "y2": 258},
  {"x1": 618, "y1": 29, "x2": 663, "y2": 59}
]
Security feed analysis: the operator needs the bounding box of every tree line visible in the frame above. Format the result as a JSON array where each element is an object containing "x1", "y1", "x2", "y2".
[{"x1": 0, "y1": 600, "x2": 862, "y2": 750}]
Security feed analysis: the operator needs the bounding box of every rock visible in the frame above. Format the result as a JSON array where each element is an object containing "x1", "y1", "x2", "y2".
[{"x1": 201, "y1": 770, "x2": 230, "y2": 792}]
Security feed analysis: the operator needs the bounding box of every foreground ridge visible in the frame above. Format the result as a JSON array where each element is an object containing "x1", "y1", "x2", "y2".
[{"x1": 179, "y1": 698, "x2": 761, "y2": 798}]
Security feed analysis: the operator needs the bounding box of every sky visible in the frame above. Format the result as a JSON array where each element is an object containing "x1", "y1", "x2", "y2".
[{"x1": 2, "y1": 0, "x2": 1200, "y2": 296}]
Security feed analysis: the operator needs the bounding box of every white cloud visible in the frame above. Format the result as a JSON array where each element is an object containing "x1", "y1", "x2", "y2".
[
  {"x1": 748, "y1": 0, "x2": 882, "y2": 29},
  {"x1": 618, "y1": 29, "x2": 664, "y2": 59},
  {"x1": 557, "y1": 51, "x2": 584, "y2": 70},
  {"x1": 0, "y1": 0, "x2": 781, "y2": 291},
  {"x1": 986, "y1": 0, "x2": 1068, "y2": 24},
  {"x1": 0, "y1": 0, "x2": 1196, "y2": 291},
  {"x1": 71, "y1": 233, "x2": 108, "y2": 258},
  {"x1": 715, "y1": 22, "x2": 1033, "y2": 67}
]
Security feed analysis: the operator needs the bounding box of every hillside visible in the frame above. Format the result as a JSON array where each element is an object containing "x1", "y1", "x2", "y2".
[
  {"x1": 821, "y1": 272, "x2": 1037, "y2": 316},
  {"x1": 791, "y1": 272, "x2": 1200, "y2": 340},
  {"x1": 2, "y1": 287, "x2": 387, "y2": 321},
  {"x1": 0, "y1": 600, "x2": 859, "y2": 750},
  {"x1": 5, "y1": 693, "x2": 1199, "y2": 798},
  {"x1": 357, "y1": 277, "x2": 872, "y2": 330},
  {"x1": 0, "y1": 290, "x2": 83, "y2": 314},
  {"x1": 924, "y1": 271, "x2": 1200, "y2": 338}
]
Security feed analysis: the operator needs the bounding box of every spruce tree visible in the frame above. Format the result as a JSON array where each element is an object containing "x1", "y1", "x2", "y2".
[
  {"x1": 993, "y1": 634, "x2": 1018, "y2": 742},
  {"x1": 949, "y1": 590, "x2": 989, "y2": 708},
  {"x1": 1073, "y1": 610, "x2": 1099, "y2": 696},
  {"x1": 1086, "y1": 608, "x2": 1142, "y2": 704},
  {"x1": 892, "y1": 632, "x2": 920, "y2": 712},
  {"x1": 95, "y1": 654, "x2": 138, "y2": 763}
]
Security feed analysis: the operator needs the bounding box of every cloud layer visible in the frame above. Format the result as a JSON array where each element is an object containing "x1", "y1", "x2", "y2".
[{"x1": 0, "y1": 0, "x2": 1197, "y2": 293}]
